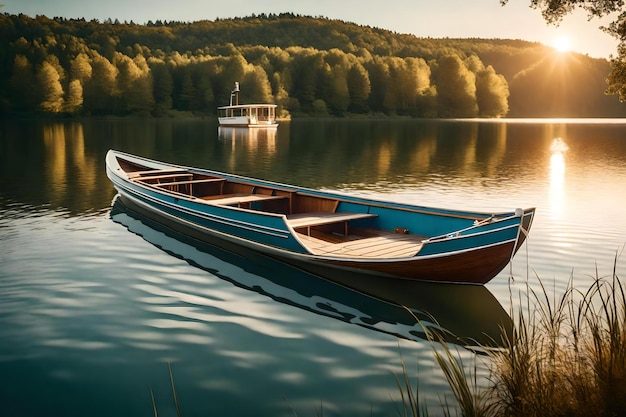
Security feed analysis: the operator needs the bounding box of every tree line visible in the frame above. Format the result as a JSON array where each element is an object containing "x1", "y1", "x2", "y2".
[{"x1": 0, "y1": 13, "x2": 624, "y2": 118}]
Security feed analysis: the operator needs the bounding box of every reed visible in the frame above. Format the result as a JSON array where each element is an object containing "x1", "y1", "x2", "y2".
[
  {"x1": 407, "y1": 254, "x2": 626, "y2": 417},
  {"x1": 391, "y1": 343, "x2": 429, "y2": 417},
  {"x1": 425, "y1": 319, "x2": 499, "y2": 417},
  {"x1": 487, "y1": 255, "x2": 626, "y2": 417},
  {"x1": 392, "y1": 311, "x2": 498, "y2": 417},
  {"x1": 150, "y1": 362, "x2": 183, "y2": 417},
  {"x1": 430, "y1": 341, "x2": 496, "y2": 417}
]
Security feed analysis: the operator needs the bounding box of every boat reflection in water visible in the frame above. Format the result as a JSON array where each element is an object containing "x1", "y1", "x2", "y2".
[
  {"x1": 218, "y1": 126, "x2": 277, "y2": 149},
  {"x1": 110, "y1": 197, "x2": 512, "y2": 348}
]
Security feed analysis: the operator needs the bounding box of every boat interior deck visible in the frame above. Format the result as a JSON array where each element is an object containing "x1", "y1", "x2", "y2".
[
  {"x1": 296, "y1": 228, "x2": 426, "y2": 258},
  {"x1": 122, "y1": 162, "x2": 426, "y2": 259}
]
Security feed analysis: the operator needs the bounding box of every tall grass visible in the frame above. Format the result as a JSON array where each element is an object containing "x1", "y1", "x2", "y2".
[
  {"x1": 419, "y1": 255, "x2": 626, "y2": 417},
  {"x1": 488, "y1": 261, "x2": 626, "y2": 417},
  {"x1": 150, "y1": 362, "x2": 183, "y2": 417},
  {"x1": 393, "y1": 311, "x2": 497, "y2": 417},
  {"x1": 402, "y1": 255, "x2": 626, "y2": 417},
  {"x1": 392, "y1": 345, "x2": 429, "y2": 417}
]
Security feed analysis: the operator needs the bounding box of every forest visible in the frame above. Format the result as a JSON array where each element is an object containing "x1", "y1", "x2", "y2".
[{"x1": 1, "y1": 12, "x2": 625, "y2": 118}]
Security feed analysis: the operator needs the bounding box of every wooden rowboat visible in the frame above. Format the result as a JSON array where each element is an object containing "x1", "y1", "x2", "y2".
[{"x1": 105, "y1": 150, "x2": 535, "y2": 285}]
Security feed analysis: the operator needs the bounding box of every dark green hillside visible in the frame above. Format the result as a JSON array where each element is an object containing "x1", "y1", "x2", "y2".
[{"x1": 1, "y1": 12, "x2": 624, "y2": 118}]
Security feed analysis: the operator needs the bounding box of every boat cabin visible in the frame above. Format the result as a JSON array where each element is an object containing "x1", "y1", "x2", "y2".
[{"x1": 217, "y1": 104, "x2": 277, "y2": 127}]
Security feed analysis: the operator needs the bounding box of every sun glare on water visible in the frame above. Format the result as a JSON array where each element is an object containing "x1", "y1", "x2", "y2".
[{"x1": 552, "y1": 35, "x2": 572, "y2": 53}]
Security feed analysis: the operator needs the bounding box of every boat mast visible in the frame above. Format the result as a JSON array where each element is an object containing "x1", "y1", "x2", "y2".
[{"x1": 229, "y1": 82, "x2": 240, "y2": 106}]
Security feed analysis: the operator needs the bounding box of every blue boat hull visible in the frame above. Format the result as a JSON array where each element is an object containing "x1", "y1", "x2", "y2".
[{"x1": 106, "y1": 150, "x2": 535, "y2": 284}]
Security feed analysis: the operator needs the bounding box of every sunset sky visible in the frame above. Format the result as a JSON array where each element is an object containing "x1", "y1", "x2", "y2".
[{"x1": 3, "y1": 0, "x2": 620, "y2": 59}]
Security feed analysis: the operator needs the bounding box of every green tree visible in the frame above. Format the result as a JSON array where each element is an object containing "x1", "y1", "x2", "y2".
[
  {"x1": 464, "y1": 54, "x2": 485, "y2": 73},
  {"x1": 364, "y1": 56, "x2": 391, "y2": 113},
  {"x1": 176, "y1": 65, "x2": 195, "y2": 111},
  {"x1": 382, "y1": 57, "x2": 409, "y2": 113},
  {"x1": 476, "y1": 65, "x2": 510, "y2": 117},
  {"x1": 87, "y1": 33, "x2": 118, "y2": 61},
  {"x1": 65, "y1": 79, "x2": 83, "y2": 114},
  {"x1": 383, "y1": 57, "x2": 431, "y2": 115},
  {"x1": 272, "y1": 71, "x2": 292, "y2": 118},
  {"x1": 241, "y1": 65, "x2": 273, "y2": 104},
  {"x1": 289, "y1": 47, "x2": 325, "y2": 111},
  {"x1": 311, "y1": 98, "x2": 329, "y2": 116},
  {"x1": 347, "y1": 61, "x2": 371, "y2": 113},
  {"x1": 321, "y1": 50, "x2": 351, "y2": 115},
  {"x1": 115, "y1": 52, "x2": 154, "y2": 114},
  {"x1": 70, "y1": 53, "x2": 92, "y2": 84},
  {"x1": 435, "y1": 55, "x2": 478, "y2": 117},
  {"x1": 218, "y1": 54, "x2": 248, "y2": 102},
  {"x1": 415, "y1": 86, "x2": 438, "y2": 117},
  {"x1": 193, "y1": 66, "x2": 214, "y2": 113},
  {"x1": 507, "y1": 53, "x2": 624, "y2": 117},
  {"x1": 150, "y1": 60, "x2": 173, "y2": 114},
  {"x1": 83, "y1": 54, "x2": 119, "y2": 114},
  {"x1": 36, "y1": 60, "x2": 64, "y2": 113},
  {"x1": 8, "y1": 54, "x2": 38, "y2": 111}
]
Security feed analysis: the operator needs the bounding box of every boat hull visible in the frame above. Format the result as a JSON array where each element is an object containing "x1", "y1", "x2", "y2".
[
  {"x1": 106, "y1": 150, "x2": 535, "y2": 285},
  {"x1": 217, "y1": 117, "x2": 279, "y2": 128},
  {"x1": 292, "y1": 241, "x2": 517, "y2": 285}
]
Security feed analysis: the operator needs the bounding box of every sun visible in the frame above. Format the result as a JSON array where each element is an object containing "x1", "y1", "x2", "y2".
[{"x1": 552, "y1": 35, "x2": 572, "y2": 53}]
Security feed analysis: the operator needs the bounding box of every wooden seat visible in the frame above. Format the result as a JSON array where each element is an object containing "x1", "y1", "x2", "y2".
[
  {"x1": 200, "y1": 193, "x2": 288, "y2": 207},
  {"x1": 133, "y1": 173, "x2": 193, "y2": 182},
  {"x1": 128, "y1": 169, "x2": 186, "y2": 179},
  {"x1": 153, "y1": 178, "x2": 225, "y2": 187},
  {"x1": 153, "y1": 178, "x2": 226, "y2": 196},
  {"x1": 286, "y1": 211, "x2": 377, "y2": 236}
]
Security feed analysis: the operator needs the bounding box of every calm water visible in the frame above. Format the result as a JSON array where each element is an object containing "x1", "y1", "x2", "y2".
[{"x1": 1, "y1": 118, "x2": 625, "y2": 416}]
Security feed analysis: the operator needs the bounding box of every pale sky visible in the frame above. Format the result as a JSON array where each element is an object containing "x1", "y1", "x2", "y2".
[{"x1": 3, "y1": 0, "x2": 620, "y2": 59}]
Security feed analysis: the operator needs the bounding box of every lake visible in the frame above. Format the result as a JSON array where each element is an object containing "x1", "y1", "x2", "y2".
[{"x1": 1, "y1": 117, "x2": 625, "y2": 416}]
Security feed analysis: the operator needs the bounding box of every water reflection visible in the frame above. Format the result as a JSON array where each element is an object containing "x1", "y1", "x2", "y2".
[
  {"x1": 3, "y1": 118, "x2": 626, "y2": 216},
  {"x1": 0, "y1": 120, "x2": 116, "y2": 215},
  {"x1": 218, "y1": 126, "x2": 278, "y2": 148},
  {"x1": 216, "y1": 126, "x2": 284, "y2": 175},
  {"x1": 110, "y1": 197, "x2": 511, "y2": 348},
  {"x1": 549, "y1": 137, "x2": 569, "y2": 218}
]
